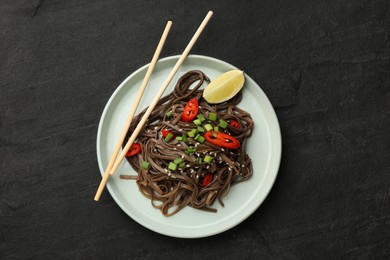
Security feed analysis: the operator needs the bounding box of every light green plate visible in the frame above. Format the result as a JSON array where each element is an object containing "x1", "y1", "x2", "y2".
[{"x1": 96, "y1": 55, "x2": 281, "y2": 238}]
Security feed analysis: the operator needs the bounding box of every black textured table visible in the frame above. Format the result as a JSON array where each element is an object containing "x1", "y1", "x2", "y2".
[{"x1": 1, "y1": 1, "x2": 389, "y2": 258}]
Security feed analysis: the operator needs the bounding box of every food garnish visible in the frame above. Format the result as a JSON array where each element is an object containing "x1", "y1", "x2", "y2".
[
  {"x1": 182, "y1": 98, "x2": 199, "y2": 122},
  {"x1": 204, "y1": 131, "x2": 240, "y2": 149},
  {"x1": 203, "y1": 70, "x2": 245, "y2": 104},
  {"x1": 125, "y1": 143, "x2": 141, "y2": 157}
]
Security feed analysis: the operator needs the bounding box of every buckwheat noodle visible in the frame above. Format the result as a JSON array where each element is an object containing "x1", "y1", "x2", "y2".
[{"x1": 120, "y1": 70, "x2": 254, "y2": 216}]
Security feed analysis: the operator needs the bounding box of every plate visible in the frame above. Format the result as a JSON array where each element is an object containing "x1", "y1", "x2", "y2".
[{"x1": 96, "y1": 55, "x2": 281, "y2": 238}]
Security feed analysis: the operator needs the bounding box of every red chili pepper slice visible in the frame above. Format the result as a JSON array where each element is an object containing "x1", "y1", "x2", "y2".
[
  {"x1": 161, "y1": 129, "x2": 174, "y2": 138},
  {"x1": 202, "y1": 173, "x2": 213, "y2": 187},
  {"x1": 182, "y1": 98, "x2": 199, "y2": 122},
  {"x1": 229, "y1": 121, "x2": 240, "y2": 128},
  {"x1": 204, "y1": 131, "x2": 240, "y2": 149},
  {"x1": 126, "y1": 143, "x2": 141, "y2": 157}
]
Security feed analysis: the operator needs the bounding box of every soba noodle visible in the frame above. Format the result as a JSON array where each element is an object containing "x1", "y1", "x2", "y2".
[{"x1": 120, "y1": 70, "x2": 254, "y2": 216}]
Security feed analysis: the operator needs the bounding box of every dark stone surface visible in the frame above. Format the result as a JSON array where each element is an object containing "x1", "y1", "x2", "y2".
[{"x1": 1, "y1": 0, "x2": 389, "y2": 258}]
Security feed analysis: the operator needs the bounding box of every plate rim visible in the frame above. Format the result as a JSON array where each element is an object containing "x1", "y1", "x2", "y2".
[{"x1": 96, "y1": 54, "x2": 282, "y2": 238}]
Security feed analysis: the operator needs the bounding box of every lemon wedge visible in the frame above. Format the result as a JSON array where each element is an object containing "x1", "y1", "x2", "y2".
[{"x1": 203, "y1": 70, "x2": 245, "y2": 104}]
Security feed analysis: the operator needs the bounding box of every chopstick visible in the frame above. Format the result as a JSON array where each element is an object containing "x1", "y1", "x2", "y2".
[
  {"x1": 94, "y1": 21, "x2": 172, "y2": 201},
  {"x1": 108, "y1": 11, "x2": 213, "y2": 176}
]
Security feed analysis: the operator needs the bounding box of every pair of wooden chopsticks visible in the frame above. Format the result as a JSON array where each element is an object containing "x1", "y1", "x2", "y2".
[{"x1": 94, "y1": 11, "x2": 214, "y2": 201}]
